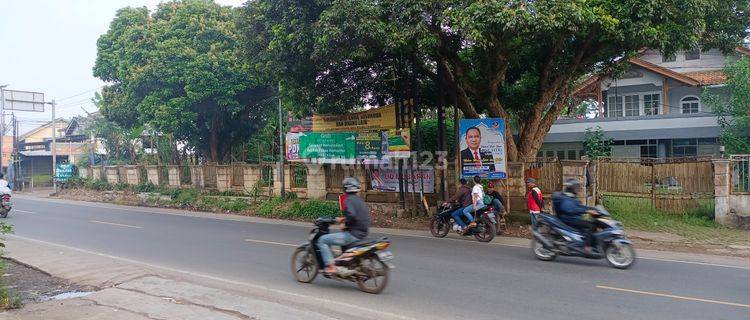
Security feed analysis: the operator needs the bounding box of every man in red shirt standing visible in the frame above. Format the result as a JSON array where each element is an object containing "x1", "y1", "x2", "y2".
[{"x1": 526, "y1": 178, "x2": 544, "y2": 225}]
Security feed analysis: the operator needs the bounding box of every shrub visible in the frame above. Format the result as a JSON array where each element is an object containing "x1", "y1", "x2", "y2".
[
  {"x1": 113, "y1": 182, "x2": 130, "y2": 191},
  {"x1": 172, "y1": 188, "x2": 199, "y2": 207},
  {"x1": 61, "y1": 177, "x2": 87, "y2": 189},
  {"x1": 218, "y1": 199, "x2": 251, "y2": 212},
  {"x1": 258, "y1": 197, "x2": 284, "y2": 216},
  {"x1": 135, "y1": 181, "x2": 157, "y2": 193},
  {"x1": 283, "y1": 199, "x2": 339, "y2": 219},
  {"x1": 85, "y1": 179, "x2": 111, "y2": 191}
]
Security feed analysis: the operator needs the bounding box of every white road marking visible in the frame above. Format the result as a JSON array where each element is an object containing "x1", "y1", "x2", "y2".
[
  {"x1": 597, "y1": 285, "x2": 750, "y2": 308},
  {"x1": 14, "y1": 209, "x2": 36, "y2": 214},
  {"x1": 245, "y1": 239, "x2": 298, "y2": 247},
  {"x1": 89, "y1": 220, "x2": 143, "y2": 229}
]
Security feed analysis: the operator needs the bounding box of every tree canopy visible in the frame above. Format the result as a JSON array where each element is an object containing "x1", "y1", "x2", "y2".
[
  {"x1": 94, "y1": 0, "x2": 273, "y2": 163},
  {"x1": 242, "y1": 0, "x2": 749, "y2": 161},
  {"x1": 705, "y1": 56, "x2": 750, "y2": 154}
]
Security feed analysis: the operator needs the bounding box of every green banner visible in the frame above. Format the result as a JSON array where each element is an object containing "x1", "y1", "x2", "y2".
[{"x1": 299, "y1": 132, "x2": 357, "y2": 160}]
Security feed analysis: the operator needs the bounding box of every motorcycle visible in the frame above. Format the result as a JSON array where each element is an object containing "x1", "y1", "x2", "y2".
[
  {"x1": 530, "y1": 205, "x2": 636, "y2": 269},
  {"x1": 429, "y1": 202, "x2": 497, "y2": 242},
  {"x1": 0, "y1": 180, "x2": 12, "y2": 218},
  {"x1": 291, "y1": 217, "x2": 394, "y2": 294}
]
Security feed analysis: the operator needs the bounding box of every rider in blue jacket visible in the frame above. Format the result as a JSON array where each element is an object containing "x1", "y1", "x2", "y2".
[{"x1": 553, "y1": 179, "x2": 599, "y2": 253}]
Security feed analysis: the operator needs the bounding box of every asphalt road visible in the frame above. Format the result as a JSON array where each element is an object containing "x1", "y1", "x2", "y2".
[{"x1": 7, "y1": 196, "x2": 750, "y2": 320}]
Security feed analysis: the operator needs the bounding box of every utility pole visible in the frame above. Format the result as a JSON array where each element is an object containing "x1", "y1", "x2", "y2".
[
  {"x1": 51, "y1": 100, "x2": 57, "y2": 194},
  {"x1": 278, "y1": 82, "x2": 285, "y2": 197},
  {"x1": 0, "y1": 85, "x2": 7, "y2": 175}
]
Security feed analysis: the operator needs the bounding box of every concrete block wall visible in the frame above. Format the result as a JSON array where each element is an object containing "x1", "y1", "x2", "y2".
[
  {"x1": 243, "y1": 165, "x2": 261, "y2": 190},
  {"x1": 104, "y1": 166, "x2": 120, "y2": 184},
  {"x1": 216, "y1": 165, "x2": 231, "y2": 192},
  {"x1": 92, "y1": 166, "x2": 103, "y2": 181},
  {"x1": 306, "y1": 164, "x2": 327, "y2": 199},
  {"x1": 124, "y1": 166, "x2": 140, "y2": 185},
  {"x1": 167, "y1": 166, "x2": 180, "y2": 187},
  {"x1": 191, "y1": 165, "x2": 204, "y2": 188},
  {"x1": 561, "y1": 160, "x2": 588, "y2": 204},
  {"x1": 145, "y1": 166, "x2": 160, "y2": 185},
  {"x1": 79, "y1": 167, "x2": 89, "y2": 179}
]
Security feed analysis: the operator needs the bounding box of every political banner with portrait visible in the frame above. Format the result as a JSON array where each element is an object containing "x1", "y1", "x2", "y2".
[{"x1": 459, "y1": 119, "x2": 507, "y2": 179}]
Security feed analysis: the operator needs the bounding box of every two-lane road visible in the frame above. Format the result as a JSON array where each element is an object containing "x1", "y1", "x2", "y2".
[{"x1": 7, "y1": 196, "x2": 750, "y2": 319}]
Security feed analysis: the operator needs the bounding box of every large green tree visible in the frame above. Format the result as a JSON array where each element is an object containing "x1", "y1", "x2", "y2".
[
  {"x1": 705, "y1": 56, "x2": 750, "y2": 154},
  {"x1": 243, "y1": 0, "x2": 749, "y2": 161},
  {"x1": 94, "y1": 0, "x2": 273, "y2": 163}
]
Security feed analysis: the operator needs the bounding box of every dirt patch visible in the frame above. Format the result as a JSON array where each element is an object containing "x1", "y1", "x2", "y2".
[{"x1": 2, "y1": 258, "x2": 96, "y2": 304}]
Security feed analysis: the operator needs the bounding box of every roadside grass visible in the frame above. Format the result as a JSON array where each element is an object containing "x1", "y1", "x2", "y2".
[
  {"x1": 603, "y1": 196, "x2": 750, "y2": 245},
  {"x1": 0, "y1": 260, "x2": 23, "y2": 310},
  {"x1": 0, "y1": 223, "x2": 22, "y2": 310}
]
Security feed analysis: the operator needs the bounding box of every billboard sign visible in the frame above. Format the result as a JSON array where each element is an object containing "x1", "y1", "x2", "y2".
[
  {"x1": 370, "y1": 166, "x2": 434, "y2": 193},
  {"x1": 459, "y1": 118, "x2": 507, "y2": 179},
  {"x1": 312, "y1": 104, "x2": 397, "y2": 132},
  {"x1": 2, "y1": 90, "x2": 45, "y2": 112}
]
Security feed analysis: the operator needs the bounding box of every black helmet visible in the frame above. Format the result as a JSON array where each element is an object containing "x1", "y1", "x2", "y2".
[
  {"x1": 563, "y1": 178, "x2": 581, "y2": 194},
  {"x1": 342, "y1": 177, "x2": 361, "y2": 193}
]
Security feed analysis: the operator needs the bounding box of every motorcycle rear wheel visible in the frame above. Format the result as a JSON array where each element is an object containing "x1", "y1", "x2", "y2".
[
  {"x1": 356, "y1": 256, "x2": 389, "y2": 294},
  {"x1": 473, "y1": 217, "x2": 496, "y2": 243},
  {"x1": 291, "y1": 247, "x2": 318, "y2": 283},
  {"x1": 429, "y1": 216, "x2": 450, "y2": 238}
]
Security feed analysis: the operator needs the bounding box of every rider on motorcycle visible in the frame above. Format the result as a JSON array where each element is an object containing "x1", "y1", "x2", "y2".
[
  {"x1": 444, "y1": 178, "x2": 472, "y2": 230},
  {"x1": 553, "y1": 179, "x2": 599, "y2": 253},
  {"x1": 318, "y1": 177, "x2": 371, "y2": 274}
]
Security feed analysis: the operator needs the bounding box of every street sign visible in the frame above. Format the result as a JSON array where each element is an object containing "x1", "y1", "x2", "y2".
[
  {"x1": 2, "y1": 90, "x2": 45, "y2": 112},
  {"x1": 55, "y1": 163, "x2": 74, "y2": 182}
]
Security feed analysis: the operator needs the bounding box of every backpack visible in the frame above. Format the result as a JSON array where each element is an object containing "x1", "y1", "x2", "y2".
[{"x1": 483, "y1": 194, "x2": 493, "y2": 206}]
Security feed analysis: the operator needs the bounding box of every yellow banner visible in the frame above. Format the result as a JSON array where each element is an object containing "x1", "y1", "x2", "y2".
[{"x1": 312, "y1": 104, "x2": 397, "y2": 132}]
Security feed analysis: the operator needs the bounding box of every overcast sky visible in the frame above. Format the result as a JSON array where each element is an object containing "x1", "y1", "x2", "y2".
[{"x1": 0, "y1": 0, "x2": 245, "y2": 134}]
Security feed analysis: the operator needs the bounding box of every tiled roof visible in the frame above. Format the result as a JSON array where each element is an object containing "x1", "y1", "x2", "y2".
[
  {"x1": 629, "y1": 58, "x2": 700, "y2": 85},
  {"x1": 683, "y1": 70, "x2": 728, "y2": 85}
]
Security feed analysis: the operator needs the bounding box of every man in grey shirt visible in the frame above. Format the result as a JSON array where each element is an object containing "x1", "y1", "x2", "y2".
[{"x1": 318, "y1": 177, "x2": 371, "y2": 274}]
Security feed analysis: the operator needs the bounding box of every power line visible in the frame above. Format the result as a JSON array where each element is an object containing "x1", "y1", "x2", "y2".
[{"x1": 56, "y1": 87, "x2": 102, "y2": 102}]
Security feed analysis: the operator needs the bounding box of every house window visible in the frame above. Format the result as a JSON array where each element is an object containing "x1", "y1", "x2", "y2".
[
  {"x1": 556, "y1": 151, "x2": 565, "y2": 160},
  {"x1": 624, "y1": 95, "x2": 640, "y2": 117},
  {"x1": 643, "y1": 94, "x2": 661, "y2": 115},
  {"x1": 672, "y1": 139, "x2": 697, "y2": 158},
  {"x1": 662, "y1": 55, "x2": 676, "y2": 62},
  {"x1": 545, "y1": 151, "x2": 554, "y2": 159},
  {"x1": 568, "y1": 150, "x2": 578, "y2": 160},
  {"x1": 681, "y1": 96, "x2": 700, "y2": 114},
  {"x1": 685, "y1": 48, "x2": 701, "y2": 60},
  {"x1": 640, "y1": 145, "x2": 657, "y2": 158},
  {"x1": 607, "y1": 96, "x2": 623, "y2": 117}
]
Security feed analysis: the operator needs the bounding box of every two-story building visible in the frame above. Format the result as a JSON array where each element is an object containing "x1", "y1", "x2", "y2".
[{"x1": 540, "y1": 46, "x2": 750, "y2": 159}]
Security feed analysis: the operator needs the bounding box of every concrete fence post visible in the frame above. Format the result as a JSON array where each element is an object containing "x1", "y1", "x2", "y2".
[
  {"x1": 305, "y1": 163, "x2": 327, "y2": 200},
  {"x1": 144, "y1": 165, "x2": 159, "y2": 185},
  {"x1": 167, "y1": 165, "x2": 180, "y2": 187},
  {"x1": 216, "y1": 165, "x2": 231, "y2": 192},
  {"x1": 104, "y1": 166, "x2": 119, "y2": 185},
  {"x1": 561, "y1": 160, "x2": 589, "y2": 205},
  {"x1": 124, "y1": 165, "x2": 140, "y2": 185},
  {"x1": 713, "y1": 159, "x2": 732, "y2": 226}
]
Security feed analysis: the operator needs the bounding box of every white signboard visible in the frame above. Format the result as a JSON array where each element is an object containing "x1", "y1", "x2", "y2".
[
  {"x1": 2, "y1": 90, "x2": 45, "y2": 112},
  {"x1": 370, "y1": 166, "x2": 434, "y2": 193}
]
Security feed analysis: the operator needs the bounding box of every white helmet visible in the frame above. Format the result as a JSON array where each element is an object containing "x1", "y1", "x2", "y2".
[{"x1": 342, "y1": 177, "x2": 361, "y2": 193}]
